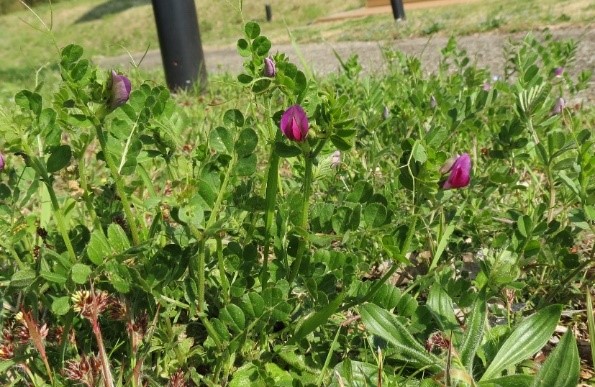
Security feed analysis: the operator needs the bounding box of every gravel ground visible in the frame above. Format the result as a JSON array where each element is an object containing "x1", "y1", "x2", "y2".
[{"x1": 95, "y1": 26, "x2": 594, "y2": 102}]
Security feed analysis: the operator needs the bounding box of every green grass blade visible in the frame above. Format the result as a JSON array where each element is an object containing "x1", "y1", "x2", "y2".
[
  {"x1": 291, "y1": 292, "x2": 346, "y2": 343},
  {"x1": 587, "y1": 287, "x2": 595, "y2": 370},
  {"x1": 531, "y1": 330, "x2": 579, "y2": 387},
  {"x1": 480, "y1": 304, "x2": 562, "y2": 381}
]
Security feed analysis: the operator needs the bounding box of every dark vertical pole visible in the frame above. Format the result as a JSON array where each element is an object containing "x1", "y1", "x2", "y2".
[
  {"x1": 151, "y1": 0, "x2": 207, "y2": 92},
  {"x1": 265, "y1": 4, "x2": 272, "y2": 22},
  {"x1": 390, "y1": 0, "x2": 406, "y2": 21}
]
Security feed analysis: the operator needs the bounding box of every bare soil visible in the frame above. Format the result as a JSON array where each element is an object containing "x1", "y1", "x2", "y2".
[{"x1": 95, "y1": 26, "x2": 594, "y2": 102}]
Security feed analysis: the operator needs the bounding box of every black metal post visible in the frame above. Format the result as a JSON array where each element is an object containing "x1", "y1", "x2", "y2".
[
  {"x1": 390, "y1": 0, "x2": 406, "y2": 21},
  {"x1": 151, "y1": 0, "x2": 207, "y2": 92},
  {"x1": 265, "y1": 4, "x2": 272, "y2": 22}
]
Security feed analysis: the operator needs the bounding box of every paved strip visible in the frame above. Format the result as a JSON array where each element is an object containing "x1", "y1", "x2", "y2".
[{"x1": 94, "y1": 27, "x2": 593, "y2": 101}]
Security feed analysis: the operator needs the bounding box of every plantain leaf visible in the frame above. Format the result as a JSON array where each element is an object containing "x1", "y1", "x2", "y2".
[
  {"x1": 459, "y1": 290, "x2": 487, "y2": 372},
  {"x1": 531, "y1": 330, "x2": 579, "y2": 387},
  {"x1": 359, "y1": 303, "x2": 442, "y2": 371},
  {"x1": 478, "y1": 374, "x2": 533, "y2": 387},
  {"x1": 427, "y1": 283, "x2": 460, "y2": 332},
  {"x1": 480, "y1": 304, "x2": 562, "y2": 381}
]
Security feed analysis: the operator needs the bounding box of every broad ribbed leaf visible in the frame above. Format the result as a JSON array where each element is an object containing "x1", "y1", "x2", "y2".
[
  {"x1": 460, "y1": 291, "x2": 487, "y2": 372},
  {"x1": 532, "y1": 331, "x2": 579, "y2": 387},
  {"x1": 478, "y1": 374, "x2": 533, "y2": 387},
  {"x1": 329, "y1": 360, "x2": 378, "y2": 387},
  {"x1": 427, "y1": 283, "x2": 460, "y2": 332},
  {"x1": 480, "y1": 304, "x2": 562, "y2": 381},
  {"x1": 359, "y1": 303, "x2": 442, "y2": 371}
]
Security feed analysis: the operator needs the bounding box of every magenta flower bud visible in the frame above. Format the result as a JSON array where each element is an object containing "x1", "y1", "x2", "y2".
[
  {"x1": 280, "y1": 105, "x2": 309, "y2": 142},
  {"x1": 0, "y1": 153, "x2": 4, "y2": 172},
  {"x1": 263, "y1": 57, "x2": 276, "y2": 77},
  {"x1": 441, "y1": 153, "x2": 471, "y2": 190},
  {"x1": 551, "y1": 97, "x2": 565, "y2": 115},
  {"x1": 109, "y1": 70, "x2": 131, "y2": 109},
  {"x1": 482, "y1": 82, "x2": 491, "y2": 91},
  {"x1": 553, "y1": 67, "x2": 564, "y2": 77}
]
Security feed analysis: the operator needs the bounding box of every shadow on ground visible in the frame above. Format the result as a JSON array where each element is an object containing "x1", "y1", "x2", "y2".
[{"x1": 76, "y1": 0, "x2": 149, "y2": 23}]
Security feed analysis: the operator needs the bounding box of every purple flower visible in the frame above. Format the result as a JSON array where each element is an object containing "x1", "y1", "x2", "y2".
[
  {"x1": 280, "y1": 105, "x2": 309, "y2": 142},
  {"x1": 551, "y1": 97, "x2": 565, "y2": 115},
  {"x1": 109, "y1": 70, "x2": 131, "y2": 109},
  {"x1": 441, "y1": 153, "x2": 471, "y2": 190},
  {"x1": 0, "y1": 153, "x2": 4, "y2": 172},
  {"x1": 263, "y1": 57, "x2": 276, "y2": 78},
  {"x1": 553, "y1": 67, "x2": 564, "y2": 77}
]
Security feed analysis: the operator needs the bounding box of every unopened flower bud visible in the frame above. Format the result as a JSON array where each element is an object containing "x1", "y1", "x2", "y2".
[
  {"x1": 441, "y1": 153, "x2": 471, "y2": 190},
  {"x1": 382, "y1": 106, "x2": 390, "y2": 120},
  {"x1": 330, "y1": 150, "x2": 341, "y2": 168},
  {"x1": 430, "y1": 95, "x2": 437, "y2": 109},
  {"x1": 553, "y1": 67, "x2": 564, "y2": 77},
  {"x1": 263, "y1": 57, "x2": 276, "y2": 77},
  {"x1": 551, "y1": 97, "x2": 565, "y2": 115},
  {"x1": 109, "y1": 70, "x2": 131, "y2": 109},
  {"x1": 280, "y1": 105, "x2": 309, "y2": 142}
]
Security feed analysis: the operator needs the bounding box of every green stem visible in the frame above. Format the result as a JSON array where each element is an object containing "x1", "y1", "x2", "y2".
[
  {"x1": 288, "y1": 155, "x2": 314, "y2": 283},
  {"x1": 94, "y1": 125, "x2": 141, "y2": 246},
  {"x1": 193, "y1": 154, "x2": 238, "y2": 313},
  {"x1": 24, "y1": 150, "x2": 77, "y2": 262},
  {"x1": 78, "y1": 153, "x2": 102, "y2": 231},
  {"x1": 45, "y1": 182, "x2": 77, "y2": 262},
  {"x1": 260, "y1": 143, "x2": 280, "y2": 286},
  {"x1": 205, "y1": 153, "x2": 237, "y2": 232},
  {"x1": 546, "y1": 166, "x2": 556, "y2": 223},
  {"x1": 216, "y1": 236, "x2": 230, "y2": 303},
  {"x1": 197, "y1": 239, "x2": 207, "y2": 313}
]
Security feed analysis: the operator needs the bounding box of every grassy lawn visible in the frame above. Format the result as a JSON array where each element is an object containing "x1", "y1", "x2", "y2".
[{"x1": 0, "y1": 0, "x2": 593, "y2": 87}]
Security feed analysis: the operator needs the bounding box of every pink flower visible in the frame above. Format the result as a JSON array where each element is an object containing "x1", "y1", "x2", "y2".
[
  {"x1": 0, "y1": 152, "x2": 4, "y2": 172},
  {"x1": 441, "y1": 153, "x2": 471, "y2": 190},
  {"x1": 109, "y1": 70, "x2": 131, "y2": 109},
  {"x1": 280, "y1": 105, "x2": 309, "y2": 142},
  {"x1": 553, "y1": 67, "x2": 564, "y2": 77}
]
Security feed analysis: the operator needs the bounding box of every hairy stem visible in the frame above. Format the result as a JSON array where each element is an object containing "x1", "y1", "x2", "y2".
[
  {"x1": 94, "y1": 125, "x2": 141, "y2": 245},
  {"x1": 261, "y1": 143, "x2": 280, "y2": 286}
]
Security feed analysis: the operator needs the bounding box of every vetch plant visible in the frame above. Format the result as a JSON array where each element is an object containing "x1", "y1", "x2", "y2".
[{"x1": 0, "y1": 17, "x2": 591, "y2": 387}]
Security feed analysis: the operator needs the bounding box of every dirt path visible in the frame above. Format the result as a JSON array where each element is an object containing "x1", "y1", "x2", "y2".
[{"x1": 95, "y1": 26, "x2": 594, "y2": 102}]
